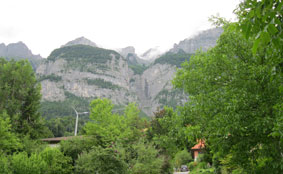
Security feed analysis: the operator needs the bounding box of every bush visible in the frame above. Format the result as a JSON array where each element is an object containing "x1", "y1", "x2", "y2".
[
  {"x1": 10, "y1": 152, "x2": 47, "y2": 174},
  {"x1": 173, "y1": 149, "x2": 193, "y2": 169},
  {"x1": 188, "y1": 161, "x2": 198, "y2": 171},
  {"x1": 129, "y1": 140, "x2": 164, "y2": 174},
  {"x1": 0, "y1": 153, "x2": 11, "y2": 174},
  {"x1": 60, "y1": 136, "x2": 97, "y2": 163},
  {"x1": 75, "y1": 145, "x2": 128, "y2": 174},
  {"x1": 40, "y1": 147, "x2": 73, "y2": 174}
]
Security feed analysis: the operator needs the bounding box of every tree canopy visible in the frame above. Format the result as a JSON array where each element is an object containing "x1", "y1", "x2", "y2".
[
  {"x1": 173, "y1": 22, "x2": 282, "y2": 173},
  {"x1": 0, "y1": 58, "x2": 50, "y2": 139}
]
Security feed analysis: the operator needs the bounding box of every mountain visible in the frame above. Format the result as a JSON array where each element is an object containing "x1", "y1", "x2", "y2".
[
  {"x1": 37, "y1": 28, "x2": 223, "y2": 118},
  {"x1": 140, "y1": 47, "x2": 164, "y2": 61},
  {"x1": 37, "y1": 44, "x2": 184, "y2": 117},
  {"x1": 117, "y1": 46, "x2": 150, "y2": 66},
  {"x1": 0, "y1": 41, "x2": 43, "y2": 69},
  {"x1": 118, "y1": 46, "x2": 136, "y2": 58},
  {"x1": 169, "y1": 27, "x2": 223, "y2": 53},
  {"x1": 62, "y1": 36, "x2": 98, "y2": 48}
]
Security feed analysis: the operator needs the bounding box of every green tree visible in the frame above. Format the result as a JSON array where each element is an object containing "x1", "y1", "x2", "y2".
[
  {"x1": 235, "y1": 0, "x2": 283, "y2": 54},
  {"x1": 173, "y1": 24, "x2": 282, "y2": 173},
  {"x1": 60, "y1": 136, "x2": 98, "y2": 164},
  {"x1": 75, "y1": 145, "x2": 128, "y2": 174},
  {"x1": 40, "y1": 147, "x2": 73, "y2": 174},
  {"x1": 84, "y1": 99, "x2": 144, "y2": 145},
  {"x1": 0, "y1": 112, "x2": 22, "y2": 153},
  {"x1": 0, "y1": 58, "x2": 48, "y2": 139},
  {"x1": 173, "y1": 149, "x2": 193, "y2": 169},
  {"x1": 129, "y1": 140, "x2": 165, "y2": 174},
  {"x1": 148, "y1": 107, "x2": 189, "y2": 157},
  {"x1": 0, "y1": 153, "x2": 11, "y2": 174},
  {"x1": 10, "y1": 152, "x2": 47, "y2": 174},
  {"x1": 84, "y1": 98, "x2": 125, "y2": 144}
]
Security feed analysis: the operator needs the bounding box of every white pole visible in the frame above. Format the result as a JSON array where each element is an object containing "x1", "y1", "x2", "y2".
[
  {"x1": 72, "y1": 107, "x2": 88, "y2": 136},
  {"x1": 72, "y1": 107, "x2": 79, "y2": 136}
]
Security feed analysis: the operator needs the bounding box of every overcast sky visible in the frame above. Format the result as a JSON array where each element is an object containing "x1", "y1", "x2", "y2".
[{"x1": 0, "y1": 0, "x2": 240, "y2": 57}]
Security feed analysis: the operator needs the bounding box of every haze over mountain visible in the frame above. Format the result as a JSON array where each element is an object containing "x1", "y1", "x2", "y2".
[
  {"x1": 169, "y1": 27, "x2": 223, "y2": 53},
  {"x1": 117, "y1": 46, "x2": 150, "y2": 66},
  {"x1": 139, "y1": 47, "x2": 164, "y2": 61}
]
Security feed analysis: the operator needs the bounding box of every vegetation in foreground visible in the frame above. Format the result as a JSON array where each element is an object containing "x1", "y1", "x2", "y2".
[{"x1": 0, "y1": 0, "x2": 282, "y2": 173}]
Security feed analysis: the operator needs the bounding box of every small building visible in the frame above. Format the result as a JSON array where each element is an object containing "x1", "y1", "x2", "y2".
[
  {"x1": 41, "y1": 136, "x2": 82, "y2": 147},
  {"x1": 191, "y1": 140, "x2": 205, "y2": 161}
]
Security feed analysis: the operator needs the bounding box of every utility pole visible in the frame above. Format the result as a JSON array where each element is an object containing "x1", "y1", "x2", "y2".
[{"x1": 72, "y1": 107, "x2": 88, "y2": 136}]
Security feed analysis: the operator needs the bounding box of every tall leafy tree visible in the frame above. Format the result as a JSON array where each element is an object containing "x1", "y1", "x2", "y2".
[
  {"x1": 173, "y1": 24, "x2": 282, "y2": 173},
  {"x1": 0, "y1": 58, "x2": 48, "y2": 139},
  {"x1": 85, "y1": 99, "x2": 146, "y2": 146},
  {"x1": 235, "y1": 0, "x2": 283, "y2": 54}
]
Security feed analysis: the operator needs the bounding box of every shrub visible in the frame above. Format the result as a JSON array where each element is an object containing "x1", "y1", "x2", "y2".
[
  {"x1": 10, "y1": 152, "x2": 47, "y2": 174},
  {"x1": 129, "y1": 140, "x2": 164, "y2": 174},
  {"x1": 75, "y1": 146, "x2": 128, "y2": 174},
  {"x1": 60, "y1": 136, "x2": 98, "y2": 163},
  {"x1": 40, "y1": 147, "x2": 73, "y2": 174},
  {"x1": 0, "y1": 153, "x2": 11, "y2": 174},
  {"x1": 173, "y1": 149, "x2": 193, "y2": 169}
]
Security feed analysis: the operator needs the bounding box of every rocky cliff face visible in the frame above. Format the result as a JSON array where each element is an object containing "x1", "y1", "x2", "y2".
[
  {"x1": 118, "y1": 46, "x2": 150, "y2": 66},
  {"x1": 37, "y1": 45, "x2": 137, "y2": 104},
  {"x1": 169, "y1": 27, "x2": 223, "y2": 53},
  {"x1": 38, "y1": 28, "x2": 222, "y2": 117},
  {"x1": 37, "y1": 44, "x2": 180, "y2": 116},
  {"x1": 140, "y1": 46, "x2": 164, "y2": 61}
]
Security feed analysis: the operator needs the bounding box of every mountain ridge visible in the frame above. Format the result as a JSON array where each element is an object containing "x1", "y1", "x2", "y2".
[{"x1": 3, "y1": 27, "x2": 223, "y2": 117}]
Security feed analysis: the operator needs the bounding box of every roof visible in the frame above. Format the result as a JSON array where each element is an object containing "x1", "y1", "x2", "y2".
[
  {"x1": 41, "y1": 136, "x2": 83, "y2": 143},
  {"x1": 191, "y1": 140, "x2": 205, "y2": 150}
]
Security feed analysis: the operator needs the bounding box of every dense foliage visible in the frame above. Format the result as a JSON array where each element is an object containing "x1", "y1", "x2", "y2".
[
  {"x1": 40, "y1": 91, "x2": 90, "y2": 119},
  {"x1": 46, "y1": 116, "x2": 87, "y2": 137},
  {"x1": 38, "y1": 74, "x2": 62, "y2": 82},
  {"x1": 154, "y1": 51, "x2": 192, "y2": 67},
  {"x1": 85, "y1": 78, "x2": 121, "y2": 90},
  {"x1": 173, "y1": 20, "x2": 282, "y2": 174},
  {"x1": 154, "y1": 88, "x2": 185, "y2": 108},
  {"x1": 47, "y1": 45, "x2": 121, "y2": 63},
  {"x1": 129, "y1": 64, "x2": 147, "y2": 75},
  {"x1": 0, "y1": 58, "x2": 51, "y2": 139}
]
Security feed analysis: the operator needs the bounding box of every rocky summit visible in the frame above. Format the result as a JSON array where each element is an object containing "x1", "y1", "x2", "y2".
[
  {"x1": 0, "y1": 41, "x2": 42, "y2": 69},
  {"x1": 169, "y1": 27, "x2": 223, "y2": 54}
]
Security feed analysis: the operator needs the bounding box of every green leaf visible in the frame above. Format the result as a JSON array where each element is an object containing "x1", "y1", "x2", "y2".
[
  {"x1": 252, "y1": 38, "x2": 261, "y2": 55},
  {"x1": 260, "y1": 31, "x2": 271, "y2": 44},
  {"x1": 256, "y1": 8, "x2": 261, "y2": 18},
  {"x1": 267, "y1": 24, "x2": 278, "y2": 35}
]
